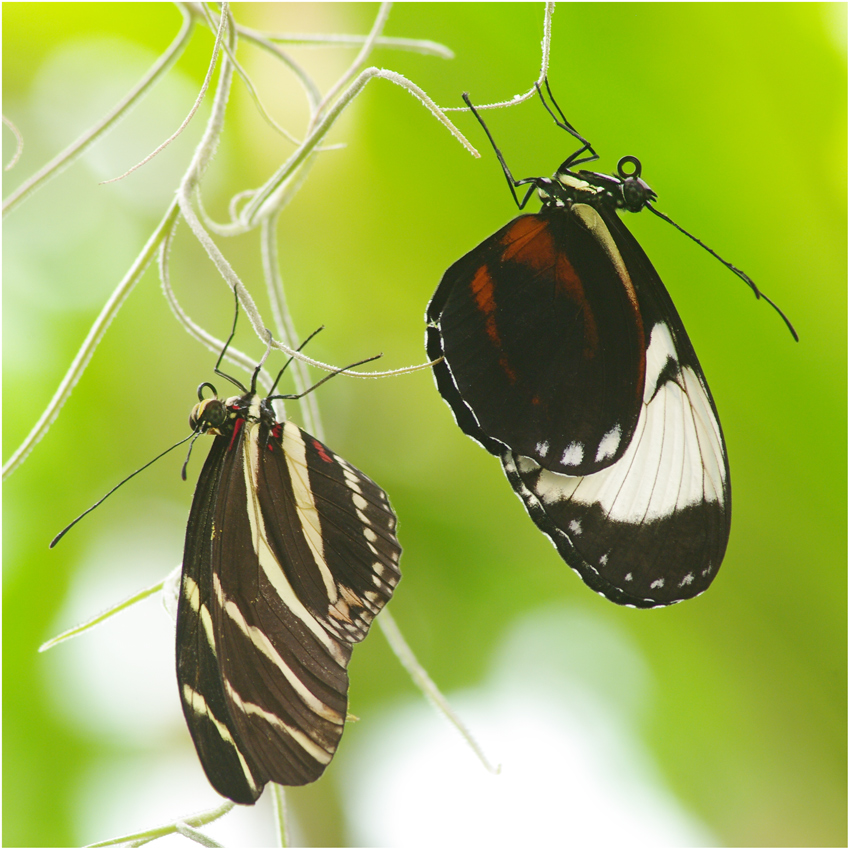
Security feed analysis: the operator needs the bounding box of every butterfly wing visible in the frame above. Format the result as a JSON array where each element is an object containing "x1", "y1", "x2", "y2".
[
  {"x1": 177, "y1": 421, "x2": 271, "y2": 803},
  {"x1": 254, "y1": 420, "x2": 402, "y2": 645},
  {"x1": 427, "y1": 210, "x2": 647, "y2": 476},
  {"x1": 502, "y1": 206, "x2": 731, "y2": 607},
  {"x1": 177, "y1": 409, "x2": 401, "y2": 803}
]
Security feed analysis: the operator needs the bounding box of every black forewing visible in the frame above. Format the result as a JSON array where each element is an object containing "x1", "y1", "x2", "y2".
[
  {"x1": 427, "y1": 210, "x2": 646, "y2": 476},
  {"x1": 212, "y1": 417, "x2": 355, "y2": 791},
  {"x1": 257, "y1": 420, "x2": 402, "y2": 644},
  {"x1": 176, "y1": 421, "x2": 265, "y2": 804},
  {"x1": 500, "y1": 206, "x2": 731, "y2": 607}
]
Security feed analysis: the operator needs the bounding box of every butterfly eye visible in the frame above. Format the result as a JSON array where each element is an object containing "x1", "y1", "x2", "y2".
[{"x1": 189, "y1": 398, "x2": 227, "y2": 433}]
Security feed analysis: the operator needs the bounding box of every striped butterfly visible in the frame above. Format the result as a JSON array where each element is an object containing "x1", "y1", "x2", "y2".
[{"x1": 53, "y1": 302, "x2": 401, "y2": 803}]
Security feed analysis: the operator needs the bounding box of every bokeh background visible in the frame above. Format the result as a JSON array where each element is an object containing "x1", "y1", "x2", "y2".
[{"x1": 4, "y1": 3, "x2": 846, "y2": 847}]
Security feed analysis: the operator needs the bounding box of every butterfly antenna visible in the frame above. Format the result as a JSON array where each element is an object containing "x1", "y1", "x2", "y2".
[
  {"x1": 51, "y1": 433, "x2": 196, "y2": 548},
  {"x1": 270, "y1": 353, "x2": 383, "y2": 402},
  {"x1": 215, "y1": 287, "x2": 250, "y2": 393},
  {"x1": 646, "y1": 204, "x2": 798, "y2": 341},
  {"x1": 268, "y1": 326, "x2": 326, "y2": 397}
]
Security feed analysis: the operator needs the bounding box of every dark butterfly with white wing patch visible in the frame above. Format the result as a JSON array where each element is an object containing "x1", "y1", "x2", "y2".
[
  {"x1": 426, "y1": 80, "x2": 795, "y2": 609},
  {"x1": 177, "y1": 314, "x2": 401, "y2": 803}
]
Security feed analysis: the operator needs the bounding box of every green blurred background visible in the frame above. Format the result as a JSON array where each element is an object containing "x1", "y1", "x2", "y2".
[{"x1": 3, "y1": 3, "x2": 846, "y2": 846}]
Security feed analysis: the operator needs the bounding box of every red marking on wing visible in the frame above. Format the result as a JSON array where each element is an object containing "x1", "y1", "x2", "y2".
[
  {"x1": 560, "y1": 250, "x2": 600, "y2": 356},
  {"x1": 501, "y1": 217, "x2": 586, "y2": 301},
  {"x1": 498, "y1": 355, "x2": 517, "y2": 384},
  {"x1": 469, "y1": 266, "x2": 518, "y2": 383},
  {"x1": 227, "y1": 417, "x2": 244, "y2": 452},
  {"x1": 504, "y1": 217, "x2": 599, "y2": 355},
  {"x1": 312, "y1": 439, "x2": 334, "y2": 464},
  {"x1": 265, "y1": 423, "x2": 283, "y2": 452}
]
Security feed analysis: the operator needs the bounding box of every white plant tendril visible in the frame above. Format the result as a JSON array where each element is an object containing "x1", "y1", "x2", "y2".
[{"x1": 14, "y1": 4, "x2": 555, "y2": 844}]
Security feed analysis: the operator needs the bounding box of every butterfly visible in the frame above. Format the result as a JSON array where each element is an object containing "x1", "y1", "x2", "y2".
[
  {"x1": 426, "y1": 81, "x2": 794, "y2": 608},
  {"x1": 53, "y1": 302, "x2": 401, "y2": 802}
]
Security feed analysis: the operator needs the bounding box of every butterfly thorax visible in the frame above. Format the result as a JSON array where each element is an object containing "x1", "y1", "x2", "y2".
[{"x1": 537, "y1": 162, "x2": 657, "y2": 214}]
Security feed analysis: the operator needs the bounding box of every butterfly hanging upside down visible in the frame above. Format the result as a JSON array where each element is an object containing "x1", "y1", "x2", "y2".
[
  {"x1": 426, "y1": 80, "x2": 795, "y2": 609},
  {"x1": 176, "y1": 315, "x2": 402, "y2": 803},
  {"x1": 52, "y1": 301, "x2": 401, "y2": 804}
]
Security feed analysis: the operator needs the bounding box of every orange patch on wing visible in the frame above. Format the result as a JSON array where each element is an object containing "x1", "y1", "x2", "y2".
[
  {"x1": 503, "y1": 216, "x2": 597, "y2": 356},
  {"x1": 468, "y1": 265, "x2": 517, "y2": 382},
  {"x1": 557, "y1": 251, "x2": 599, "y2": 356},
  {"x1": 470, "y1": 264, "x2": 497, "y2": 313},
  {"x1": 499, "y1": 217, "x2": 552, "y2": 268},
  {"x1": 553, "y1": 250, "x2": 583, "y2": 299},
  {"x1": 498, "y1": 355, "x2": 517, "y2": 384},
  {"x1": 501, "y1": 217, "x2": 585, "y2": 304},
  {"x1": 470, "y1": 264, "x2": 502, "y2": 348}
]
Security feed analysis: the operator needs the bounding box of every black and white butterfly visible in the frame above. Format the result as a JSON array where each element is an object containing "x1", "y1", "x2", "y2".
[
  {"x1": 52, "y1": 302, "x2": 401, "y2": 803},
  {"x1": 175, "y1": 316, "x2": 401, "y2": 802},
  {"x1": 426, "y1": 81, "x2": 794, "y2": 608}
]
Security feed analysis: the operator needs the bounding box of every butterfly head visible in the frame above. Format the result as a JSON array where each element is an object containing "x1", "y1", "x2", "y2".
[{"x1": 189, "y1": 396, "x2": 229, "y2": 435}]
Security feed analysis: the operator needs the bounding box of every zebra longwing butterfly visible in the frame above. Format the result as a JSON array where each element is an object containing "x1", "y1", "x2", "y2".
[
  {"x1": 426, "y1": 81, "x2": 794, "y2": 608},
  {"x1": 52, "y1": 304, "x2": 401, "y2": 804},
  {"x1": 176, "y1": 318, "x2": 401, "y2": 803}
]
